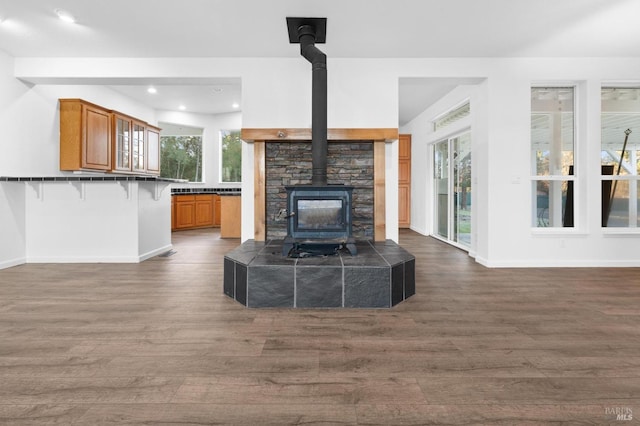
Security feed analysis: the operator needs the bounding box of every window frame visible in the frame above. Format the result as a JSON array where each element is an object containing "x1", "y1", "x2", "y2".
[
  {"x1": 530, "y1": 85, "x2": 578, "y2": 230},
  {"x1": 601, "y1": 86, "x2": 640, "y2": 230}
]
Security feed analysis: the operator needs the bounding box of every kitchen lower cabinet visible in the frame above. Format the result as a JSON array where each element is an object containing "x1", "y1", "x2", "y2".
[
  {"x1": 195, "y1": 195, "x2": 214, "y2": 227},
  {"x1": 174, "y1": 195, "x2": 197, "y2": 229},
  {"x1": 172, "y1": 194, "x2": 220, "y2": 231},
  {"x1": 214, "y1": 194, "x2": 222, "y2": 227},
  {"x1": 220, "y1": 195, "x2": 241, "y2": 238}
]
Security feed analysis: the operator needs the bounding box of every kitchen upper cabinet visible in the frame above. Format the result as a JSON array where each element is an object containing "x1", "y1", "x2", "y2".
[
  {"x1": 146, "y1": 125, "x2": 161, "y2": 175},
  {"x1": 112, "y1": 112, "x2": 132, "y2": 172},
  {"x1": 60, "y1": 99, "x2": 160, "y2": 176},
  {"x1": 60, "y1": 99, "x2": 112, "y2": 171},
  {"x1": 132, "y1": 120, "x2": 146, "y2": 173},
  {"x1": 112, "y1": 113, "x2": 151, "y2": 174}
]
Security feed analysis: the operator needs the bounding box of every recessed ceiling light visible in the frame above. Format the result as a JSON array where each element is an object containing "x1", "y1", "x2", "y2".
[
  {"x1": 147, "y1": 87, "x2": 157, "y2": 94},
  {"x1": 212, "y1": 87, "x2": 224, "y2": 93},
  {"x1": 55, "y1": 8, "x2": 76, "y2": 24},
  {"x1": 232, "y1": 103, "x2": 240, "y2": 109},
  {"x1": 179, "y1": 105, "x2": 186, "y2": 111}
]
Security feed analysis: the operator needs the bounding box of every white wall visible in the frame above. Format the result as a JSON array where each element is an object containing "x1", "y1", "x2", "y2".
[
  {"x1": 0, "y1": 183, "x2": 26, "y2": 268},
  {"x1": 0, "y1": 51, "x2": 165, "y2": 268},
  {"x1": 0, "y1": 51, "x2": 27, "y2": 267},
  {"x1": 402, "y1": 58, "x2": 640, "y2": 266},
  {"x1": 156, "y1": 110, "x2": 242, "y2": 188},
  {"x1": 10, "y1": 56, "x2": 640, "y2": 266},
  {"x1": 0, "y1": 81, "x2": 155, "y2": 177},
  {"x1": 24, "y1": 181, "x2": 171, "y2": 263}
]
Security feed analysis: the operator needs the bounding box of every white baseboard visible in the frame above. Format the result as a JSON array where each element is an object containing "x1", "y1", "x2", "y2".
[
  {"x1": 8, "y1": 245, "x2": 173, "y2": 266},
  {"x1": 476, "y1": 256, "x2": 640, "y2": 268},
  {"x1": 138, "y1": 244, "x2": 173, "y2": 262},
  {"x1": 26, "y1": 255, "x2": 141, "y2": 263},
  {"x1": 408, "y1": 225, "x2": 427, "y2": 236},
  {"x1": 0, "y1": 257, "x2": 27, "y2": 270}
]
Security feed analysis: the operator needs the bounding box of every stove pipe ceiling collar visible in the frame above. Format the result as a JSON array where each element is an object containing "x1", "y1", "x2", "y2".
[{"x1": 287, "y1": 17, "x2": 328, "y2": 186}]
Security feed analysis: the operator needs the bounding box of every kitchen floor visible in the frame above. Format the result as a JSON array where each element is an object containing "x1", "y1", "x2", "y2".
[{"x1": 0, "y1": 228, "x2": 638, "y2": 424}]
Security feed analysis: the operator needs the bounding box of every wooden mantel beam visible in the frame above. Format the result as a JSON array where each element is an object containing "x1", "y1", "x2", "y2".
[{"x1": 242, "y1": 128, "x2": 398, "y2": 142}]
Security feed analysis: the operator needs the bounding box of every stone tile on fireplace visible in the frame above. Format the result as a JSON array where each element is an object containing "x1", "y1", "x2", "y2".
[
  {"x1": 247, "y1": 265, "x2": 295, "y2": 308},
  {"x1": 223, "y1": 258, "x2": 235, "y2": 298},
  {"x1": 341, "y1": 243, "x2": 387, "y2": 267},
  {"x1": 405, "y1": 259, "x2": 416, "y2": 298},
  {"x1": 225, "y1": 241, "x2": 266, "y2": 265},
  {"x1": 236, "y1": 263, "x2": 248, "y2": 306},
  {"x1": 251, "y1": 253, "x2": 297, "y2": 267},
  {"x1": 296, "y1": 255, "x2": 342, "y2": 268},
  {"x1": 223, "y1": 239, "x2": 415, "y2": 309},
  {"x1": 344, "y1": 266, "x2": 390, "y2": 308},
  {"x1": 391, "y1": 264, "x2": 404, "y2": 306},
  {"x1": 296, "y1": 267, "x2": 343, "y2": 308}
]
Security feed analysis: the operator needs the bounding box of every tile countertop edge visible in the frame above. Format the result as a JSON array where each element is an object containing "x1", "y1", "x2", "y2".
[
  {"x1": 0, "y1": 176, "x2": 183, "y2": 183},
  {"x1": 171, "y1": 188, "x2": 241, "y2": 195}
]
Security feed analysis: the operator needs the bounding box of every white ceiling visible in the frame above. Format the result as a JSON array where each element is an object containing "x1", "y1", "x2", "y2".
[{"x1": 1, "y1": 0, "x2": 639, "y2": 123}]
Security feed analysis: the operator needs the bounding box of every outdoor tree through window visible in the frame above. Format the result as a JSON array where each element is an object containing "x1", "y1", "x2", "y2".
[
  {"x1": 221, "y1": 130, "x2": 242, "y2": 183},
  {"x1": 160, "y1": 134, "x2": 203, "y2": 182}
]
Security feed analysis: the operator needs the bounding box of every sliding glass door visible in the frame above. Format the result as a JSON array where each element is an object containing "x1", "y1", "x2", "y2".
[{"x1": 433, "y1": 132, "x2": 472, "y2": 249}]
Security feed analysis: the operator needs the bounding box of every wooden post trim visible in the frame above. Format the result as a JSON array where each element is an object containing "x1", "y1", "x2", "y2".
[
  {"x1": 253, "y1": 141, "x2": 266, "y2": 241},
  {"x1": 374, "y1": 141, "x2": 386, "y2": 242}
]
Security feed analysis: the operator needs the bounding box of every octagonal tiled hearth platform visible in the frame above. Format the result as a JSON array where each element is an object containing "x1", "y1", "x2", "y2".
[{"x1": 224, "y1": 239, "x2": 415, "y2": 308}]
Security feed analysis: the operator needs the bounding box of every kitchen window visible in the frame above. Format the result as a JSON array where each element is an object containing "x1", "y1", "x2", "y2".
[
  {"x1": 220, "y1": 129, "x2": 242, "y2": 183},
  {"x1": 159, "y1": 123, "x2": 203, "y2": 182}
]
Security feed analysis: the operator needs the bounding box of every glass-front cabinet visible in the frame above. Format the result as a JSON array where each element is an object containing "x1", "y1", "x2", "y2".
[
  {"x1": 112, "y1": 112, "x2": 157, "y2": 174},
  {"x1": 113, "y1": 113, "x2": 132, "y2": 172},
  {"x1": 146, "y1": 125, "x2": 161, "y2": 175},
  {"x1": 132, "y1": 120, "x2": 146, "y2": 172}
]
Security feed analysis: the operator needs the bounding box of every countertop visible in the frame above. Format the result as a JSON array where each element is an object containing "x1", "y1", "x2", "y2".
[{"x1": 171, "y1": 187, "x2": 241, "y2": 196}]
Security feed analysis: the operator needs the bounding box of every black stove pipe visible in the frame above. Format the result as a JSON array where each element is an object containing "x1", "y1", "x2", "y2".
[{"x1": 297, "y1": 24, "x2": 328, "y2": 186}]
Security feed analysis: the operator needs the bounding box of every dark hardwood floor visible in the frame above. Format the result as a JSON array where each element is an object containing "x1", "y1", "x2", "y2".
[{"x1": 0, "y1": 229, "x2": 638, "y2": 425}]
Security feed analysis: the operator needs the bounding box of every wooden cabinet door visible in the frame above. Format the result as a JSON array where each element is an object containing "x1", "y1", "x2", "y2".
[
  {"x1": 398, "y1": 134, "x2": 411, "y2": 228},
  {"x1": 213, "y1": 195, "x2": 221, "y2": 227},
  {"x1": 82, "y1": 104, "x2": 112, "y2": 170},
  {"x1": 112, "y1": 113, "x2": 132, "y2": 172},
  {"x1": 171, "y1": 196, "x2": 176, "y2": 231},
  {"x1": 195, "y1": 195, "x2": 214, "y2": 227},
  {"x1": 146, "y1": 126, "x2": 161, "y2": 174},
  {"x1": 132, "y1": 120, "x2": 146, "y2": 173},
  {"x1": 175, "y1": 197, "x2": 196, "y2": 229},
  {"x1": 220, "y1": 196, "x2": 242, "y2": 238}
]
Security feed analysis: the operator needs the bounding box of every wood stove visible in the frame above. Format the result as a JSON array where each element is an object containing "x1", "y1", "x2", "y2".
[
  {"x1": 222, "y1": 16, "x2": 415, "y2": 308},
  {"x1": 282, "y1": 185, "x2": 357, "y2": 256},
  {"x1": 280, "y1": 18, "x2": 360, "y2": 257}
]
